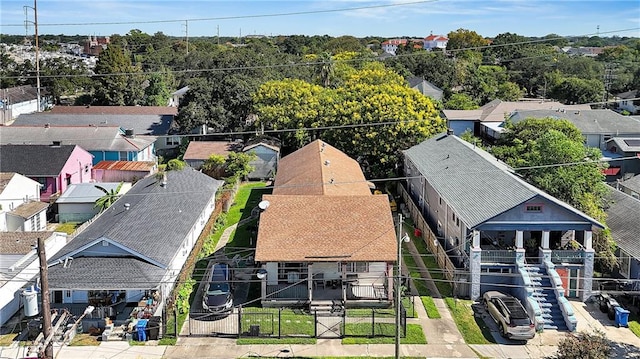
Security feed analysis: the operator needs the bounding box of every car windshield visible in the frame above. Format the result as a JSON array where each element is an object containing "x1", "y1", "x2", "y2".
[
  {"x1": 512, "y1": 318, "x2": 531, "y2": 326},
  {"x1": 207, "y1": 282, "x2": 230, "y2": 295}
]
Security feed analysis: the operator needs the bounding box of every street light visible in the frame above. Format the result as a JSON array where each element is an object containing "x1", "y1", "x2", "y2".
[
  {"x1": 54, "y1": 305, "x2": 94, "y2": 359},
  {"x1": 395, "y1": 213, "x2": 409, "y2": 359}
]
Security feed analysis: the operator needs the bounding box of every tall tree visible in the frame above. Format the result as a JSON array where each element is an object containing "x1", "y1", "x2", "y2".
[
  {"x1": 446, "y1": 28, "x2": 489, "y2": 52},
  {"x1": 92, "y1": 44, "x2": 144, "y2": 105},
  {"x1": 94, "y1": 183, "x2": 123, "y2": 212}
]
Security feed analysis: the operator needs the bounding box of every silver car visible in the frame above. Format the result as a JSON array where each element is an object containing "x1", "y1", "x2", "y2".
[{"x1": 483, "y1": 291, "x2": 535, "y2": 341}]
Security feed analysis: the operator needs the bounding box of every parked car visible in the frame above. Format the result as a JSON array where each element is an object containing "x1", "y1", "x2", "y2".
[
  {"x1": 483, "y1": 291, "x2": 535, "y2": 341},
  {"x1": 202, "y1": 263, "x2": 233, "y2": 314}
]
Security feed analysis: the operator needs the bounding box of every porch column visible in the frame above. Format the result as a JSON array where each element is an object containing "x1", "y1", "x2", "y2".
[
  {"x1": 470, "y1": 247, "x2": 482, "y2": 300},
  {"x1": 472, "y1": 230, "x2": 480, "y2": 249},
  {"x1": 308, "y1": 264, "x2": 313, "y2": 301},
  {"x1": 541, "y1": 231, "x2": 550, "y2": 249},
  {"x1": 582, "y1": 249, "x2": 595, "y2": 301},
  {"x1": 515, "y1": 231, "x2": 524, "y2": 249},
  {"x1": 584, "y1": 230, "x2": 593, "y2": 250}
]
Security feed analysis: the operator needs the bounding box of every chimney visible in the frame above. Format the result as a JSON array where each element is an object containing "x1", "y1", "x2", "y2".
[
  {"x1": 446, "y1": 128, "x2": 454, "y2": 135},
  {"x1": 51, "y1": 141, "x2": 61, "y2": 147}
]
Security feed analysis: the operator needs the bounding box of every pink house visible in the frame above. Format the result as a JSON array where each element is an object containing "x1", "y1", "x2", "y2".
[{"x1": 0, "y1": 144, "x2": 94, "y2": 202}]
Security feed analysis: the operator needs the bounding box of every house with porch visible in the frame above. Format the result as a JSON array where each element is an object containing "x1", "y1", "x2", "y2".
[
  {"x1": 46, "y1": 168, "x2": 223, "y2": 319},
  {"x1": 0, "y1": 126, "x2": 156, "y2": 165},
  {"x1": 254, "y1": 140, "x2": 397, "y2": 310},
  {"x1": 404, "y1": 133, "x2": 604, "y2": 331},
  {"x1": 0, "y1": 144, "x2": 94, "y2": 202},
  {"x1": 605, "y1": 189, "x2": 640, "y2": 288}
]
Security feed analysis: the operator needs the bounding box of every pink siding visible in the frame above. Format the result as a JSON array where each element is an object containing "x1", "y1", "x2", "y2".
[{"x1": 40, "y1": 146, "x2": 94, "y2": 201}]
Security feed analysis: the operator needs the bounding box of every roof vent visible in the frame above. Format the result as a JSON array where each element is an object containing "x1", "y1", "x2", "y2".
[
  {"x1": 51, "y1": 141, "x2": 61, "y2": 147},
  {"x1": 446, "y1": 128, "x2": 454, "y2": 135},
  {"x1": 124, "y1": 128, "x2": 135, "y2": 137},
  {"x1": 124, "y1": 203, "x2": 130, "y2": 211},
  {"x1": 324, "y1": 160, "x2": 330, "y2": 166}
]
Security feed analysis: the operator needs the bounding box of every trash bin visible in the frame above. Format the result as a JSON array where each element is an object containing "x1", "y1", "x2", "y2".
[
  {"x1": 615, "y1": 307, "x2": 630, "y2": 328},
  {"x1": 147, "y1": 316, "x2": 160, "y2": 340},
  {"x1": 414, "y1": 228, "x2": 422, "y2": 238}
]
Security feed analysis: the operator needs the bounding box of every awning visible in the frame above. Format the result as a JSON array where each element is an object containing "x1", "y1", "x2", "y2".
[{"x1": 603, "y1": 168, "x2": 621, "y2": 176}]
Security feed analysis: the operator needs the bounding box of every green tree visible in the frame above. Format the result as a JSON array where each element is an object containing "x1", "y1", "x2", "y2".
[
  {"x1": 446, "y1": 28, "x2": 489, "y2": 52},
  {"x1": 94, "y1": 183, "x2": 123, "y2": 212},
  {"x1": 167, "y1": 159, "x2": 186, "y2": 171},
  {"x1": 92, "y1": 44, "x2": 145, "y2": 105},
  {"x1": 40, "y1": 57, "x2": 92, "y2": 104},
  {"x1": 444, "y1": 93, "x2": 478, "y2": 109},
  {"x1": 549, "y1": 77, "x2": 604, "y2": 104},
  {"x1": 225, "y1": 151, "x2": 256, "y2": 180},
  {"x1": 143, "y1": 70, "x2": 174, "y2": 106},
  {"x1": 202, "y1": 154, "x2": 226, "y2": 178}
]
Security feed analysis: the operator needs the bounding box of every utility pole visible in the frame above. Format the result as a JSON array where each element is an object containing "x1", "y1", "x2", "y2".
[
  {"x1": 602, "y1": 63, "x2": 615, "y2": 109},
  {"x1": 23, "y1": 0, "x2": 41, "y2": 112},
  {"x1": 37, "y1": 236, "x2": 53, "y2": 359},
  {"x1": 183, "y1": 20, "x2": 189, "y2": 55},
  {"x1": 217, "y1": 25, "x2": 220, "y2": 46},
  {"x1": 395, "y1": 213, "x2": 403, "y2": 359}
]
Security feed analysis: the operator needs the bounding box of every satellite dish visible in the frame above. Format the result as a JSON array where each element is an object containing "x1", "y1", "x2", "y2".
[{"x1": 258, "y1": 200, "x2": 270, "y2": 210}]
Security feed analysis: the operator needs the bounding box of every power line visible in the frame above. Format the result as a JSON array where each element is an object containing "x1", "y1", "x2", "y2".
[{"x1": 1, "y1": 0, "x2": 440, "y2": 28}]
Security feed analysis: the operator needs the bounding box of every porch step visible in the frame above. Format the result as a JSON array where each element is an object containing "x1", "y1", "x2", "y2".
[{"x1": 310, "y1": 300, "x2": 344, "y2": 314}]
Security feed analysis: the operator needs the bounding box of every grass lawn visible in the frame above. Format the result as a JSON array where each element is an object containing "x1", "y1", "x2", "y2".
[
  {"x1": 342, "y1": 323, "x2": 426, "y2": 344},
  {"x1": 240, "y1": 308, "x2": 315, "y2": 337},
  {"x1": 237, "y1": 337, "x2": 316, "y2": 345},
  {"x1": 68, "y1": 334, "x2": 100, "y2": 346},
  {"x1": 55, "y1": 222, "x2": 79, "y2": 234},
  {"x1": 420, "y1": 296, "x2": 440, "y2": 319},
  {"x1": 402, "y1": 239, "x2": 440, "y2": 319},
  {"x1": 628, "y1": 313, "x2": 640, "y2": 338},
  {"x1": 444, "y1": 298, "x2": 491, "y2": 344}
]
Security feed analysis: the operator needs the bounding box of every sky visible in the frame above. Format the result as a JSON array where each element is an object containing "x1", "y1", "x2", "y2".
[{"x1": 1, "y1": 0, "x2": 639, "y2": 39}]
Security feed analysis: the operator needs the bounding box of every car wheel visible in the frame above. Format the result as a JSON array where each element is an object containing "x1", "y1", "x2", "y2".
[{"x1": 499, "y1": 325, "x2": 505, "y2": 337}]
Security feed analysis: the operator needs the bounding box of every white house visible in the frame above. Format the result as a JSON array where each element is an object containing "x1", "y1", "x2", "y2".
[
  {"x1": 0, "y1": 173, "x2": 47, "y2": 232},
  {"x1": 423, "y1": 34, "x2": 448, "y2": 51},
  {"x1": 0, "y1": 85, "x2": 43, "y2": 125}
]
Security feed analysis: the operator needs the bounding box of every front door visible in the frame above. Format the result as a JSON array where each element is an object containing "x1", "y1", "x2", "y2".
[{"x1": 53, "y1": 291, "x2": 63, "y2": 303}]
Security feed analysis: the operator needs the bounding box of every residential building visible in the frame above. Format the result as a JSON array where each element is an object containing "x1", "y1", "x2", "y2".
[
  {"x1": 91, "y1": 161, "x2": 156, "y2": 183},
  {"x1": 83, "y1": 35, "x2": 110, "y2": 56},
  {"x1": 47, "y1": 169, "x2": 223, "y2": 315},
  {"x1": 0, "y1": 173, "x2": 47, "y2": 232},
  {"x1": 605, "y1": 189, "x2": 640, "y2": 288},
  {"x1": 0, "y1": 231, "x2": 67, "y2": 326},
  {"x1": 423, "y1": 34, "x2": 448, "y2": 51},
  {"x1": 0, "y1": 144, "x2": 93, "y2": 202},
  {"x1": 168, "y1": 86, "x2": 189, "y2": 108},
  {"x1": 408, "y1": 76, "x2": 443, "y2": 101},
  {"x1": 604, "y1": 137, "x2": 640, "y2": 180},
  {"x1": 615, "y1": 90, "x2": 639, "y2": 115},
  {"x1": 242, "y1": 141, "x2": 280, "y2": 180},
  {"x1": 442, "y1": 99, "x2": 590, "y2": 137},
  {"x1": 255, "y1": 140, "x2": 397, "y2": 310},
  {"x1": 381, "y1": 39, "x2": 407, "y2": 55},
  {"x1": 404, "y1": 133, "x2": 603, "y2": 331},
  {"x1": 17, "y1": 105, "x2": 178, "y2": 155},
  {"x1": 0, "y1": 126, "x2": 156, "y2": 165},
  {"x1": 57, "y1": 182, "x2": 132, "y2": 223},
  {"x1": 183, "y1": 141, "x2": 243, "y2": 170},
  {"x1": 617, "y1": 174, "x2": 640, "y2": 199},
  {"x1": 0, "y1": 85, "x2": 44, "y2": 124}
]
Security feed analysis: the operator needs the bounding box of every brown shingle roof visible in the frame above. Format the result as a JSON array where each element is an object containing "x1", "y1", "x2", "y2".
[
  {"x1": 0, "y1": 172, "x2": 16, "y2": 192},
  {"x1": 254, "y1": 195, "x2": 397, "y2": 262},
  {"x1": 49, "y1": 106, "x2": 177, "y2": 116},
  {"x1": 182, "y1": 141, "x2": 242, "y2": 161},
  {"x1": 273, "y1": 140, "x2": 371, "y2": 196},
  {"x1": 0, "y1": 231, "x2": 54, "y2": 254},
  {"x1": 10, "y1": 201, "x2": 49, "y2": 219}
]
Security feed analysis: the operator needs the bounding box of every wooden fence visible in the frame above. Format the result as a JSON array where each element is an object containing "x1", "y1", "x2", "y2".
[{"x1": 397, "y1": 184, "x2": 469, "y2": 297}]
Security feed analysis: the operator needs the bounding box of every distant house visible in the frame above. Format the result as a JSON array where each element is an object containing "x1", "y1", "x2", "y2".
[
  {"x1": 168, "y1": 86, "x2": 189, "y2": 108},
  {"x1": 404, "y1": 133, "x2": 603, "y2": 330},
  {"x1": 83, "y1": 35, "x2": 110, "y2": 56},
  {"x1": 0, "y1": 144, "x2": 93, "y2": 202},
  {"x1": 381, "y1": 39, "x2": 407, "y2": 55},
  {"x1": 0, "y1": 231, "x2": 67, "y2": 327},
  {"x1": 242, "y1": 142, "x2": 280, "y2": 180},
  {"x1": 255, "y1": 140, "x2": 396, "y2": 310},
  {"x1": 18, "y1": 105, "x2": 179, "y2": 155},
  {"x1": 0, "y1": 126, "x2": 156, "y2": 165},
  {"x1": 407, "y1": 76, "x2": 443, "y2": 101},
  {"x1": 604, "y1": 137, "x2": 640, "y2": 180},
  {"x1": 0, "y1": 173, "x2": 47, "y2": 232},
  {"x1": 617, "y1": 175, "x2": 640, "y2": 199},
  {"x1": 47, "y1": 169, "x2": 223, "y2": 313},
  {"x1": 183, "y1": 141, "x2": 243, "y2": 169},
  {"x1": 615, "y1": 90, "x2": 639, "y2": 115},
  {"x1": 0, "y1": 85, "x2": 44, "y2": 124},
  {"x1": 57, "y1": 182, "x2": 132, "y2": 223},
  {"x1": 442, "y1": 99, "x2": 591, "y2": 137},
  {"x1": 605, "y1": 189, "x2": 640, "y2": 287},
  {"x1": 423, "y1": 34, "x2": 448, "y2": 51},
  {"x1": 91, "y1": 161, "x2": 156, "y2": 183}
]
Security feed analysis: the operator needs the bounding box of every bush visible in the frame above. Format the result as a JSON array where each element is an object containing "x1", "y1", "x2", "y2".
[
  {"x1": 167, "y1": 159, "x2": 186, "y2": 171},
  {"x1": 554, "y1": 330, "x2": 611, "y2": 359}
]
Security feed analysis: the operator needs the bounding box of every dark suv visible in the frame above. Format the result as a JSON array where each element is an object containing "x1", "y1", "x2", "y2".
[{"x1": 202, "y1": 263, "x2": 233, "y2": 314}]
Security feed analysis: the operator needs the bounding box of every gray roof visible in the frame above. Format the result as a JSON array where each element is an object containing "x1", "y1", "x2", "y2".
[
  {"x1": 605, "y1": 189, "x2": 640, "y2": 259},
  {"x1": 47, "y1": 257, "x2": 166, "y2": 290},
  {"x1": 0, "y1": 126, "x2": 156, "y2": 152},
  {"x1": 51, "y1": 168, "x2": 223, "y2": 268},
  {"x1": 619, "y1": 175, "x2": 640, "y2": 194},
  {"x1": 407, "y1": 77, "x2": 443, "y2": 101},
  {"x1": 0, "y1": 144, "x2": 80, "y2": 176},
  {"x1": 510, "y1": 109, "x2": 640, "y2": 135},
  {"x1": 608, "y1": 137, "x2": 640, "y2": 152},
  {"x1": 56, "y1": 182, "x2": 123, "y2": 204},
  {"x1": 0, "y1": 231, "x2": 54, "y2": 255},
  {"x1": 14, "y1": 113, "x2": 173, "y2": 135},
  {"x1": 404, "y1": 133, "x2": 603, "y2": 228}
]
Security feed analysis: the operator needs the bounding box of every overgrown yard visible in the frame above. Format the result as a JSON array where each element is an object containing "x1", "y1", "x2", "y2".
[
  {"x1": 68, "y1": 334, "x2": 100, "y2": 346},
  {"x1": 55, "y1": 222, "x2": 79, "y2": 234}
]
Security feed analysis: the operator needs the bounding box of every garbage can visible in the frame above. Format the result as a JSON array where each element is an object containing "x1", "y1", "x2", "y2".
[
  {"x1": 615, "y1": 307, "x2": 630, "y2": 328},
  {"x1": 414, "y1": 228, "x2": 422, "y2": 238}
]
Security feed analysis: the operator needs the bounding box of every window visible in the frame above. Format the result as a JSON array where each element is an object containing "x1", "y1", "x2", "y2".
[
  {"x1": 456, "y1": 218, "x2": 460, "y2": 227},
  {"x1": 347, "y1": 262, "x2": 368, "y2": 273},
  {"x1": 619, "y1": 251, "x2": 631, "y2": 278},
  {"x1": 65, "y1": 290, "x2": 71, "y2": 298},
  {"x1": 166, "y1": 136, "x2": 180, "y2": 146},
  {"x1": 525, "y1": 204, "x2": 542, "y2": 213},
  {"x1": 65, "y1": 175, "x2": 71, "y2": 186},
  {"x1": 119, "y1": 151, "x2": 128, "y2": 161},
  {"x1": 35, "y1": 213, "x2": 41, "y2": 230},
  {"x1": 439, "y1": 197, "x2": 442, "y2": 206}
]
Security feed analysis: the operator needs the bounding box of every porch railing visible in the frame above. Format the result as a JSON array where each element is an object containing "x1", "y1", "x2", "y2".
[
  {"x1": 551, "y1": 250, "x2": 584, "y2": 264},
  {"x1": 481, "y1": 250, "x2": 517, "y2": 264},
  {"x1": 266, "y1": 283, "x2": 309, "y2": 300}
]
